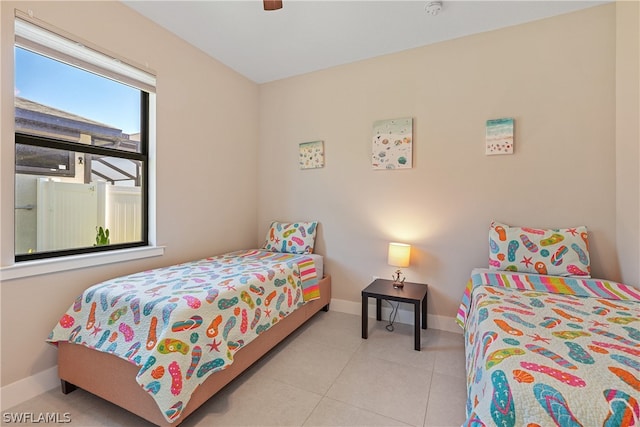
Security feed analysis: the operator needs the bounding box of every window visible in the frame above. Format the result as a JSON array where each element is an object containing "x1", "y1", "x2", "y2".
[{"x1": 14, "y1": 16, "x2": 156, "y2": 262}]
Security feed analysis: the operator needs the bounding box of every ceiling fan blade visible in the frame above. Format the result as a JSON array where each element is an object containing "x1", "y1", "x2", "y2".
[{"x1": 263, "y1": 0, "x2": 282, "y2": 11}]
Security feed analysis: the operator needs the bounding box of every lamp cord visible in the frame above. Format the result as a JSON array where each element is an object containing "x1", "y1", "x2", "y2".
[{"x1": 385, "y1": 300, "x2": 400, "y2": 332}]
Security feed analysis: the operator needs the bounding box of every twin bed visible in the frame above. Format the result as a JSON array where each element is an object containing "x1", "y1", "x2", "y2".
[
  {"x1": 458, "y1": 222, "x2": 640, "y2": 426},
  {"x1": 48, "y1": 222, "x2": 330, "y2": 426}
]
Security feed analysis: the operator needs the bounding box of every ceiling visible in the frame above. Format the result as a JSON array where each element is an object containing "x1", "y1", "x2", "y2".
[{"x1": 123, "y1": 1, "x2": 609, "y2": 84}]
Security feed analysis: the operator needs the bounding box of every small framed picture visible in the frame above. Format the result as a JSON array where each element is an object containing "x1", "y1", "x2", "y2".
[
  {"x1": 299, "y1": 140, "x2": 324, "y2": 169},
  {"x1": 372, "y1": 117, "x2": 412, "y2": 169},
  {"x1": 486, "y1": 118, "x2": 514, "y2": 155}
]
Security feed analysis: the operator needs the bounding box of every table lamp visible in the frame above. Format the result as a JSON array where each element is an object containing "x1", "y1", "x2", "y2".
[{"x1": 388, "y1": 242, "x2": 411, "y2": 289}]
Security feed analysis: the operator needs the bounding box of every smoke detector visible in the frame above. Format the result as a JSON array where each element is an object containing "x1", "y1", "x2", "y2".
[{"x1": 425, "y1": 1, "x2": 442, "y2": 16}]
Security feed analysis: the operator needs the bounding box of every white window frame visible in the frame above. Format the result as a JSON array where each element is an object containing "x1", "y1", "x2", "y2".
[{"x1": 1, "y1": 13, "x2": 163, "y2": 281}]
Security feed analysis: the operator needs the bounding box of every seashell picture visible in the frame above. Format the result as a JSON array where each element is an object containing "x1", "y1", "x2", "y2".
[
  {"x1": 299, "y1": 140, "x2": 324, "y2": 169},
  {"x1": 372, "y1": 117, "x2": 413, "y2": 170}
]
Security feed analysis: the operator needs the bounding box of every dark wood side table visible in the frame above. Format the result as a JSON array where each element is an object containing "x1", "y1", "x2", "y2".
[{"x1": 361, "y1": 278, "x2": 428, "y2": 351}]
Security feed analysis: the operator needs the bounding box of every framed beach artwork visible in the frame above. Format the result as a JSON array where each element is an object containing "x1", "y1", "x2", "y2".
[
  {"x1": 299, "y1": 140, "x2": 324, "y2": 169},
  {"x1": 485, "y1": 118, "x2": 514, "y2": 155},
  {"x1": 372, "y1": 117, "x2": 413, "y2": 170}
]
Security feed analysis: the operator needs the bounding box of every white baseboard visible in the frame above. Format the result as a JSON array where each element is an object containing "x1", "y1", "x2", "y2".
[
  {"x1": 1, "y1": 366, "x2": 59, "y2": 411},
  {"x1": 0, "y1": 297, "x2": 461, "y2": 411},
  {"x1": 329, "y1": 297, "x2": 463, "y2": 335}
]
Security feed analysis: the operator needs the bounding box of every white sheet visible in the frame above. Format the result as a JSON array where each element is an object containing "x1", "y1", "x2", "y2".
[{"x1": 307, "y1": 253, "x2": 324, "y2": 279}]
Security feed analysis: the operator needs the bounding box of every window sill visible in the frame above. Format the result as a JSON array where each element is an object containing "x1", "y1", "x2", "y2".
[{"x1": 0, "y1": 246, "x2": 165, "y2": 281}]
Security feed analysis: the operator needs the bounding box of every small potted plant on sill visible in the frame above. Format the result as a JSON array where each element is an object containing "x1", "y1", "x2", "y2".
[{"x1": 95, "y1": 226, "x2": 110, "y2": 246}]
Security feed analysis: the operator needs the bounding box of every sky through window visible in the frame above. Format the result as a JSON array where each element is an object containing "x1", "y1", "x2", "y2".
[{"x1": 15, "y1": 47, "x2": 140, "y2": 135}]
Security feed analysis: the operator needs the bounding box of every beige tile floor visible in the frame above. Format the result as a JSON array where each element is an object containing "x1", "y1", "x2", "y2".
[{"x1": 4, "y1": 311, "x2": 467, "y2": 427}]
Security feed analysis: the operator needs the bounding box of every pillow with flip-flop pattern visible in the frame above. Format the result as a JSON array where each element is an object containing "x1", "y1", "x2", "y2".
[
  {"x1": 489, "y1": 220, "x2": 590, "y2": 277},
  {"x1": 262, "y1": 221, "x2": 318, "y2": 254}
]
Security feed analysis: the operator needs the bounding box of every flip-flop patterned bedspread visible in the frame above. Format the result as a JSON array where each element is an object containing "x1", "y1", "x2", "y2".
[
  {"x1": 458, "y1": 269, "x2": 640, "y2": 426},
  {"x1": 47, "y1": 249, "x2": 319, "y2": 423}
]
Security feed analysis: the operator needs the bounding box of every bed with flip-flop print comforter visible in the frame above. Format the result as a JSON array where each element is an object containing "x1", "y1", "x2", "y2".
[
  {"x1": 457, "y1": 269, "x2": 640, "y2": 427},
  {"x1": 47, "y1": 249, "x2": 319, "y2": 424}
]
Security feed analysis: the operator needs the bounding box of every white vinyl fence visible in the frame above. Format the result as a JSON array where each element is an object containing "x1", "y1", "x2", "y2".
[{"x1": 36, "y1": 179, "x2": 141, "y2": 251}]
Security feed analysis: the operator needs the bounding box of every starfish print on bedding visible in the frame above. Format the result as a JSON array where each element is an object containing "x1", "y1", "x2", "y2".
[
  {"x1": 264, "y1": 308, "x2": 272, "y2": 318},
  {"x1": 91, "y1": 322, "x2": 103, "y2": 337},
  {"x1": 528, "y1": 333, "x2": 551, "y2": 344},
  {"x1": 520, "y1": 256, "x2": 533, "y2": 268},
  {"x1": 590, "y1": 320, "x2": 609, "y2": 328},
  {"x1": 206, "y1": 338, "x2": 221, "y2": 352}
]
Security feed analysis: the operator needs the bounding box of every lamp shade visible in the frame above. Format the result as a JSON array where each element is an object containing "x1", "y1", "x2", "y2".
[{"x1": 387, "y1": 242, "x2": 411, "y2": 268}]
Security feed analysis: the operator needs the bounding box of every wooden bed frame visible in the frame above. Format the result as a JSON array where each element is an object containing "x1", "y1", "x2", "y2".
[{"x1": 57, "y1": 275, "x2": 331, "y2": 426}]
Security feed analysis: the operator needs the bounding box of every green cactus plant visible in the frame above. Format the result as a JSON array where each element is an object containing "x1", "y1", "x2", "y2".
[{"x1": 95, "y1": 226, "x2": 110, "y2": 246}]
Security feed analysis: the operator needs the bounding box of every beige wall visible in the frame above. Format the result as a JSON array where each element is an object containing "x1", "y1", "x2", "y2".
[
  {"x1": 616, "y1": 0, "x2": 640, "y2": 285},
  {"x1": 0, "y1": 1, "x2": 260, "y2": 386},
  {"x1": 257, "y1": 4, "x2": 636, "y2": 320}
]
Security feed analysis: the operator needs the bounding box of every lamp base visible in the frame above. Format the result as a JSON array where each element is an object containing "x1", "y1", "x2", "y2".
[{"x1": 391, "y1": 269, "x2": 405, "y2": 289}]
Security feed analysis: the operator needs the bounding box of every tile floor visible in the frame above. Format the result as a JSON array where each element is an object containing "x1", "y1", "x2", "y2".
[{"x1": 4, "y1": 311, "x2": 467, "y2": 427}]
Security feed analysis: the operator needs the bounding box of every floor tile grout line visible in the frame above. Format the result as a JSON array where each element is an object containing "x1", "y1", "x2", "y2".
[
  {"x1": 308, "y1": 315, "x2": 451, "y2": 426},
  {"x1": 421, "y1": 360, "x2": 436, "y2": 427},
  {"x1": 300, "y1": 322, "x2": 364, "y2": 427},
  {"x1": 319, "y1": 335, "x2": 431, "y2": 427}
]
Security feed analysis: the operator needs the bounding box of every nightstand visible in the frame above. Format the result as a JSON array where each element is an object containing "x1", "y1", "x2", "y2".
[{"x1": 361, "y1": 278, "x2": 428, "y2": 351}]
